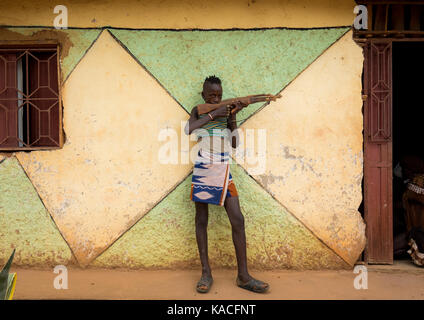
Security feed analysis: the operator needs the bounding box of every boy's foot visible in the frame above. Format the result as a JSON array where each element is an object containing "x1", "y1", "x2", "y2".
[
  {"x1": 236, "y1": 276, "x2": 269, "y2": 293},
  {"x1": 196, "y1": 275, "x2": 213, "y2": 293}
]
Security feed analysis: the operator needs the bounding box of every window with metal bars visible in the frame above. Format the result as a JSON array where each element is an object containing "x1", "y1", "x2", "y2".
[{"x1": 0, "y1": 44, "x2": 62, "y2": 150}]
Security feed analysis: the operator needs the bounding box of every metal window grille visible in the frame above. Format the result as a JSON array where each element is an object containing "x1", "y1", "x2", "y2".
[{"x1": 0, "y1": 44, "x2": 61, "y2": 150}]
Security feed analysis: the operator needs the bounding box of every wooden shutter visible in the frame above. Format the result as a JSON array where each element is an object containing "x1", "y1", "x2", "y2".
[
  {"x1": 363, "y1": 40, "x2": 393, "y2": 264},
  {"x1": 0, "y1": 53, "x2": 19, "y2": 148},
  {"x1": 27, "y1": 50, "x2": 60, "y2": 147},
  {"x1": 0, "y1": 46, "x2": 60, "y2": 150}
]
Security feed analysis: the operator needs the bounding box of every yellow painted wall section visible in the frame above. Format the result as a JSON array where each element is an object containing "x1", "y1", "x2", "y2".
[
  {"x1": 16, "y1": 30, "x2": 193, "y2": 266},
  {"x1": 240, "y1": 31, "x2": 365, "y2": 266},
  {"x1": 0, "y1": 0, "x2": 356, "y2": 29}
]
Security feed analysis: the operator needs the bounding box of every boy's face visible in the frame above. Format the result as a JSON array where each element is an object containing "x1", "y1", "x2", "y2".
[{"x1": 202, "y1": 83, "x2": 222, "y2": 104}]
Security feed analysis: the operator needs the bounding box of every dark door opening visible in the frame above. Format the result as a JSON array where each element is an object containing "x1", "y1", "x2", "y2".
[{"x1": 392, "y1": 41, "x2": 424, "y2": 261}]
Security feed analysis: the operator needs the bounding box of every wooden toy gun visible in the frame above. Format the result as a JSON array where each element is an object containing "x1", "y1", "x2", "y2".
[{"x1": 196, "y1": 94, "x2": 282, "y2": 115}]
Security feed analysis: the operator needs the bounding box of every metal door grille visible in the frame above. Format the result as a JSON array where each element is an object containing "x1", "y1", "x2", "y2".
[{"x1": 366, "y1": 41, "x2": 392, "y2": 143}]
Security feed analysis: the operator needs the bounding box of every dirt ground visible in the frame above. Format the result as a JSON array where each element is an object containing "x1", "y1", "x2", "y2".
[{"x1": 10, "y1": 260, "x2": 424, "y2": 300}]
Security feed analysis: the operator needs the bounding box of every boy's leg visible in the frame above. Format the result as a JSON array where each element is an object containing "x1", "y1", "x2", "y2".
[
  {"x1": 223, "y1": 196, "x2": 249, "y2": 281},
  {"x1": 195, "y1": 202, "x2": 213, "y2": 292},
  {"x1": 224, "y1": 196, "x2": 269, "y2": 292}
]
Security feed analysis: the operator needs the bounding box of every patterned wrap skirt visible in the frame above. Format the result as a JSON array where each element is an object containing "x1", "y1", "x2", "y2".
[{"x1": 190, "y1": 149, "x2": 238, "y2": 206}]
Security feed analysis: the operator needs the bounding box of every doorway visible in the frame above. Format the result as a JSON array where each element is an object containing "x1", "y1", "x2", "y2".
[
  {"x1": 392, "y1": 41, "x2": 424, "y2": 261},
  {"x1": 355, "y1": 0, "x2": 424, "y2": 264}
]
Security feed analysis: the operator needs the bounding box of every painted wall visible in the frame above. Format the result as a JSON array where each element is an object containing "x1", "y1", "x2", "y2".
[
  {"x1": 0, "y1": 0, "x2": 356, "y2": 29},
  {"x1": 241, "y1": 31, "x2": 365, "y2": 265},
  {"x1": 0, "y1": 0, "x2": 365, "y2": 269}
]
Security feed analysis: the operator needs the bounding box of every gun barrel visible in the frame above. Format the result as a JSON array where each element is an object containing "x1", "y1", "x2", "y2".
[{"x1": 197, "y1": 93, "x2": 281, "y2": 115}]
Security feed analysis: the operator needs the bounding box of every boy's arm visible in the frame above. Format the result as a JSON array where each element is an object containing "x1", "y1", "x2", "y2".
[
  {"x1": 227, "y1": 101, "x2": 247, "y2": 148},
  {"x1": 184, "y1": 107, "x2": 198, "y2": 135},
  {"x1": 185, "y1": 105, "x2": 229, "y2": 135}
]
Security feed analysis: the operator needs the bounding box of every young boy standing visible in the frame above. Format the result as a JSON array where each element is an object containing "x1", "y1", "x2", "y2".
[{"x1": 185, "y1": 76, "x2": 269, "y2": 294}]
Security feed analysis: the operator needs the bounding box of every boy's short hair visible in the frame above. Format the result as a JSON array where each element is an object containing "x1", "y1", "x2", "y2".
[{"x1": 204, "y1": 75, "x2": 221, "y2": 86}]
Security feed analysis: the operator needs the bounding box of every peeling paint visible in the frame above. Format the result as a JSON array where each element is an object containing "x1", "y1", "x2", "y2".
[{"x1": 0, "y1": 27, "x2": 102, "y2": 80}]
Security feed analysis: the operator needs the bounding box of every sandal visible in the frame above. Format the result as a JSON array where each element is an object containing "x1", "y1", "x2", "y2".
[
  {"x1": 236, "y1": 277, "x2": 269, "y2": 293},
  {"x1": 196, "y1": 275, "x2": 213, "y2": 293}
]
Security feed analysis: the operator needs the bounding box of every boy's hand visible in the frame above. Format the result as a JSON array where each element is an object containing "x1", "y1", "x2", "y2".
[
  {"x1": 230, "y1": 101, "x2": 248, "y2": 114},
  {"x1": 210, "y1": 105, "x2": 231, "y2": 118}
]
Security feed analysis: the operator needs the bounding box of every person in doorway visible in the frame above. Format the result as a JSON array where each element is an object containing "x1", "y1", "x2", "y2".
[
  {"x1": 184, "y1": 75, "x2": 269, "y2": 293},
  {"x1": 393, "y1": 153, "x2": 424, "y2": 259},
  {"x1": 399, "y1": 153, "x2": 424, "y2": 266}
]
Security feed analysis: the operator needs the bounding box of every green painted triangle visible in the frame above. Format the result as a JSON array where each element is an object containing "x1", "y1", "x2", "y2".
[
  {"x1": 110, "y1": 28, "x2": 348, "y2": 120},
  {"x1": 0, "y1": 157, "x2": 74, "y2": 266},
  {"x1": 92, "y1": 163, "x2": 347, "y2": 269},
  {"x1": 8, "y1": 28, "x2": 102, "y2": 81}
]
